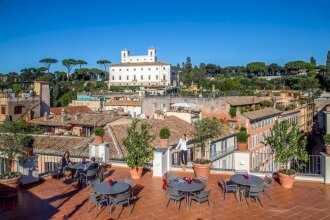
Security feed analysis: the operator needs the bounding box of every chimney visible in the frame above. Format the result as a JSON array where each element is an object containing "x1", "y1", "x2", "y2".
[
  {"x1": 61, "y1": 115, "x2": 67, "y2": 122},
  {"x1": 74, "y1": 113, "x2": 81, "y2": 120},
  {"x1": 44, "y1": 112, "x2": 49, "y2": 121},
  {"x1": 61, "y1": 108, "x2": 67, "y2": 116}
]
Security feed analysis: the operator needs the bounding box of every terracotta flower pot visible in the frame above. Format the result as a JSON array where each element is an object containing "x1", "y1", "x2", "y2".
[
  {"x1": 159, "y1": 139, "x2": 169, "y2": 148},
  {"x1": 0, "y1": 174, "x2": 22, "y2": 198},
  {"x1": 192, "y1": 162, "x2": 212, "y2": 179},
  {"x1": 278, "y1": 171, "x2": 296, "y2": 188},
  {"x1": 326, "y1": 144, "x2": 330, "y2": 155},
  {"x1": 130, "y1": 166, "x2": 143, "y2": 179},
  {"x1": 238, "y1": 142, "x2": 248, "y2": 152},
  {"x1": 94, "y1": 135, "x2": 103, "y2": 144}
]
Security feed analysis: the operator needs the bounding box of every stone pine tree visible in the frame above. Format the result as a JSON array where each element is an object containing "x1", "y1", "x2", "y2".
[
  {"x1": 76, "y1": 60, "x2": 87, "y2": 69},
  {"x1": 62, "y1": 59, "x2": 77, "y2": 80},
  {"x1": 97, "y1": 60, "x2": 111, "y2": 71},
  {"x1": 327, "y1": 51, "x2": 330, "y2": 67},
  {"x1": 39, "y1": 58, "x2": 58, "y2": 73},
  {"x1": 310, "y1": 56, "x2": 316, "y2": 66}
]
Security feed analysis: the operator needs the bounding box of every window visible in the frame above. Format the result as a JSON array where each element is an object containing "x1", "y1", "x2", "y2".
[
  {"x1": 148, "y1": 75, "x2": 151, "y2": 80},
  {"x1": 150, "y1": 51, "x2": 153, "y2": 56},
  {"x1": 127, "y1": 75, "x2": 129, "y2": 80},
  {"x1": 127, "y1": 68, "x2": 129, "y2": 71},
  {"x1": 119, "y1": 76, "x2": 122, "y2": 80},
  {"x1": 14, "y1": 106, "x2": 23, "y2": 114},
  {"x1": 148, "y1": 68, "x2": 151, "y2": 71},
  {"x1": 141, "y1": 75, "x2": 143, "y2": 80},
  {"x1": 156, "y1": 75, "x2": 159, "y2": 80},
  {"x1": 119, "y1": 69, "x2": 121, "y2": 71},
  {"x1": 112, "y1": 69, "x2": 115, "y2": 71},
  {"x1": 1, "y1": 106, "x2": 5, "y2": 114},
  {"x1": 163, "y1": 66, "x2": 165, "y2": 70},
  {"x1": 141, "y1": 68, "x2": 143, "y2": 71},
  {"x1": 163, "y1": 75, "x2": 166, "y2": 80},
  {"x1": 156, "y1": 68, "x2": 158, "y2": 70},
  {"x1": 112, "y1": 76, "x2": 114, "y2": 80},
  {"x1": 134, "y1": 68, "x2": 136, "y2": 71}
]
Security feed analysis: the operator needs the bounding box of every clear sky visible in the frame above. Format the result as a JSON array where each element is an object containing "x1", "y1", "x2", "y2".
[{"x1": 0, "y1": 0, "x2": 329, "y2": 73}]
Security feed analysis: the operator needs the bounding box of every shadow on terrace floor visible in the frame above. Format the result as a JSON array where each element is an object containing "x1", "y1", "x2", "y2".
[{"x1": 1, "y1": 166, "x2": 330, "y2": 220}]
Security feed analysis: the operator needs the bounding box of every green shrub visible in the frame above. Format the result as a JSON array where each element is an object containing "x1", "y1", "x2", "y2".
[
  {"x1": 323, "y1": 134, "x2": 330, "y2": 145},
  {"x1": 193, "y1": 158, "x2": 211, "y2": 164},
  {"x1": 262, "y1": 101, "x2": 272, "y2": 108},
  {"x1": 237, "y1": 128, "x2": 249, "y2": 143},
  {"x1": 123, "y1": 120, "x2": 156, "y2": 168},
  {"x1": 94, "y1": 127, "x2": 105, "y2": 136},
  {"x1": 229, "y1": 107, "x2": 237, "y2": 117},
  {"x1": 159, "y1": 127, "x2": 170, "y2": 139}
]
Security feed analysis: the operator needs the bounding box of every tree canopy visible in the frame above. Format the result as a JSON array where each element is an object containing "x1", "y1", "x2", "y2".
[{"x1": 39, "y1": 58, "x2": 58, "y2": 73}]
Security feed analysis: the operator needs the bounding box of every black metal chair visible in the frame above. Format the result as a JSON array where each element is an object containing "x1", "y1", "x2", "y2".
[
  {"x1": 166, "y1": 172, "x2": 177, "y2": 184},
  {"x1": 87, "y1": 192, "x2": 108, "y2": 218},
  {"x1": 263, "y1": 175, "x2": 273, "y2": 200},
  {"x1": 196, "y1": 176, "x2": 208, "y2": 185},
  {"x1": 245, "y1": 185, "x2": 264, "y2": 208},
  {"x1": 219, "y1": 176, "x2": 240, "y2": 202},
  {"x1": 80, "y1": 168, "x2": 99, "y2": 189},
  {"x1": 111, "y1": 190, "x2": 132, "y2": 219},
  {"x1": 124, "y1": 178, "x2": 135, "y2": 198},
  {"x1": 165, "y1": 187, "x2": 186, "y2": 212},
  {"x1": 190, "y1": 189, "x2": 211, "y2": 213}
]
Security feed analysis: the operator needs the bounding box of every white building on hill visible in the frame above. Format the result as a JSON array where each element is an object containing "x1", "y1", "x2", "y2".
[{"x1": 109, "y1": 48, "x2": 172, "y2": 87}]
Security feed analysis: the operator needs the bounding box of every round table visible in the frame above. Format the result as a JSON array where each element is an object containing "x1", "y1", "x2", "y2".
[
  {"x1": 67, "y1": 162, "x2": 91, "y2": 170},
  {"x1": 168, "y1": 179, "x2": 205, "y2": 210},
  {"x1": 230, "y1": 174, "x2": 264, "y2": 186},
  {"x1": 93, "y1": 181, "x2": 130, "y2": 196}
]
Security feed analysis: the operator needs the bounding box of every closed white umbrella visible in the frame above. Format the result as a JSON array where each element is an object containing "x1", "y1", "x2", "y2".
[{"x1": 171, "y1": 102, "x2": 196, "y2": 109}]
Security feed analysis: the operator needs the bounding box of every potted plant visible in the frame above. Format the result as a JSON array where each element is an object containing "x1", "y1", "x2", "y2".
[
  {"x1": 229, "y1": 107, "x2": 237, "y2": 118},
  {"x1": 123, "y1": 119, "x2": 155, "y2": 179},
  {"x1": 94, "y1": 127, "x2": 105, "y2": 144},
  {"x1": 263, "y1": 121, "x2": 308, "y2": 188},
  {"x1": 159, "y1": 127, "x2": 170, "y2": 148},
  {"x1": 323, "y1": 134, "x2": 330, "y2": 155},
  {"x1": 192, "y1": 118, "x2": 223, "y2": 179},
  {"x1": 237, "y1": 128, "x2": 249, "y2": 152},
  {"x1": 0, "y1": 121, "x2": 34, "y2": 198}
]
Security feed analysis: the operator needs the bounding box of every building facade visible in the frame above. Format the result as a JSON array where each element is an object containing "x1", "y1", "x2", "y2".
[
  {"x1": 0, "y1": 81, "x2": 50, "y2": 122},
  {"x1": 109, "y1": 48, "x2": 172, "y2": 87}
]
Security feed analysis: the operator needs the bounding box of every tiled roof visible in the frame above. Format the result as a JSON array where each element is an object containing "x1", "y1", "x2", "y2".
[
  {"x1": 31, "y1": 128, "x2": 122, "y2": 158},
  {"x1": 50, "y1": 106, "x2": 92, "y2": 115},
  {"x1": 111, "y1": 61, "x2": 169, "y2": 67},
  {"x1": 31, "y1": 134, "x2": 91, "y2": 157},
  {"x1": 29, "y1": 113, "x2": 122, "y2": 127},
  {"x1": 221, "y1": 96, "x2": 264, "y2": 106},
  {"x1": 109, "y1": 116, "x2": 235, "y2": 155},
  {"x1": 104, "y1": 100, "x2": 142, "y2": 107},
  {"x1": 242, "y1": 108, "x2": 282, "y2": 121}
]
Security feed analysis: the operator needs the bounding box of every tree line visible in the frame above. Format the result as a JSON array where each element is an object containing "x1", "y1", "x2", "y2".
[{"x1": 175, "y1": 51, "x2": 330, "y2": 97}]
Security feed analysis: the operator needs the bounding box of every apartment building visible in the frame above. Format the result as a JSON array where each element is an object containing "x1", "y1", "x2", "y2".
[{"x1": 0, "y1": 81, "x2": 50, "y2": 122}]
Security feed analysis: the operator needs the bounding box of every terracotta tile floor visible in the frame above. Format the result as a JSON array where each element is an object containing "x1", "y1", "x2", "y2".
[{"x1": 1, "y1": 166, "x2": 330, "y2": 220}]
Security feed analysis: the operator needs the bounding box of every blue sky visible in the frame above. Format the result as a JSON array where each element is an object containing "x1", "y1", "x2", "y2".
[{"x1": 0, "y1": 0, "x2": 329, "y2": 73}]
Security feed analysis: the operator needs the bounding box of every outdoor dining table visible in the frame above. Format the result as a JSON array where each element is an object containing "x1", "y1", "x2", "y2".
[
  {"x1": 93, "y1": 181, "x2": 130, "y2": 196},
  {"x1": 67, "y1": 161, "x2": 91, "y2": 170},
  {"x1": 230, "y1": 174, "x2": 264, "y2": 202},
  {"x1": 168, "y1": 178, "x2": 205, "y2": 210},
  {"x1": 230, "y1": 174, "x2": 264, "y2": 187}
]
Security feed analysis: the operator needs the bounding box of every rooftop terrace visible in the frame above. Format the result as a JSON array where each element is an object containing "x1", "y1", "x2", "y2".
[{"x1": 1, "y1": 166, "x2": 330, "y2": 220}]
